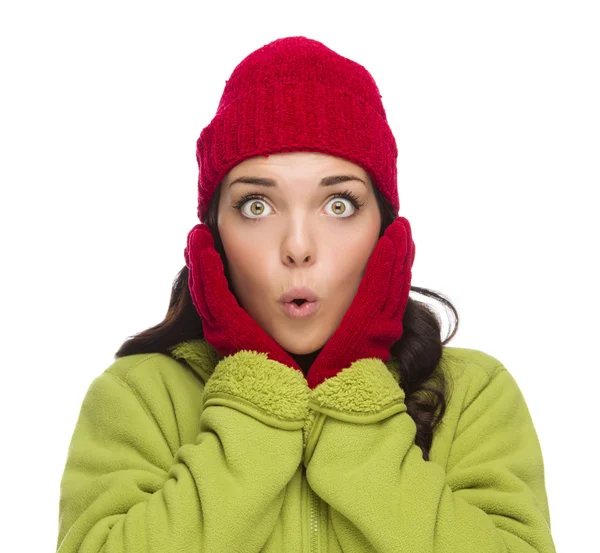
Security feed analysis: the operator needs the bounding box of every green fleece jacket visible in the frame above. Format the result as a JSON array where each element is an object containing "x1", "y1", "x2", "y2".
[{"x1": 56, "y1": 339, "x2": 555, "y2": 552}]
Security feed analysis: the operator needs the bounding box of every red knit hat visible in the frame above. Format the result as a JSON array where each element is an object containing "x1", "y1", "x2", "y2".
[{"x1": 195, "y1": 36, "x2": 399, "y2": 221}]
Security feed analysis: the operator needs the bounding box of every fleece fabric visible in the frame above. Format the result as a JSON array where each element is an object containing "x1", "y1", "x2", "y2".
[{"x1": 56, "y1": 339, "x2": 556, "y2": 552}]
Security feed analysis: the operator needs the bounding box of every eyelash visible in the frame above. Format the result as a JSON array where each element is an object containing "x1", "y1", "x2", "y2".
[{"x1": 232, "y1": 189, "x2": 365, "y2": 221}]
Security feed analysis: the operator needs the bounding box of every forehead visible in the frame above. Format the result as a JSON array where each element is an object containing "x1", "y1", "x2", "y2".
[{"x1": 226, "y1": 151, "x2": 369, "y2": 179}]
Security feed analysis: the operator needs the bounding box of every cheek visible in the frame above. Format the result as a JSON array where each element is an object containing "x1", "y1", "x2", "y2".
[
  {"x1": 221, "y1": 233, "x2": 269, "y2": 295},
  {"x1": 325, "y1": 232, "x2": 377, "y2": 295}
]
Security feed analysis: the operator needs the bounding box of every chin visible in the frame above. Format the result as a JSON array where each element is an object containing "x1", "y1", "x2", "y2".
[
  {"x1": 284, "y1": 346, "x2": 317, "y2": 356},
  {"x1": 279, "y1": 337, "x2": 325, "y2": 356}
]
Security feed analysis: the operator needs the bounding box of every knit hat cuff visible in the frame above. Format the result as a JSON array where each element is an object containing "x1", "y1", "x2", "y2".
[{"x1": 196, "y1": 78, "x2": 399, "y2": 220}]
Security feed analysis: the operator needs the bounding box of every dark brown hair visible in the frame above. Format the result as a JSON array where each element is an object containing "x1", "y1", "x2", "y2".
[{"x1": 116, "y1": 179, "x2": 459, "y2": 460}]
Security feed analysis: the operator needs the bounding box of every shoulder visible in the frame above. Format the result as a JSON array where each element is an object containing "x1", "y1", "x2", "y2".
[
  {"x1": 103, "y1": 351, "x2": 198, "y2": 384},
  {"x1": 387, "y1": 345, "x2": 506, "y2": 392},
  {"x1": 425, "y1": 347, "x2": 537, "y2": 466},
  {"x1": 436, "y1": 346, "x2": 515, "y2": 410},
  {"x1": 101, "y1": 350, "x2": 206, "y2": 411},
  {"x1": 439, "y1": 346, "x2": 505, "y2": 382},
  {"x1": 93, "y1": 351, "x2": 207, "y2": 450}
]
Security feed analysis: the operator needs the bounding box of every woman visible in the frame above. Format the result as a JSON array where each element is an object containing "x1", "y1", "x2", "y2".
[{"x1": 56, "y1": 36, "x2": 556, "y2": 552}]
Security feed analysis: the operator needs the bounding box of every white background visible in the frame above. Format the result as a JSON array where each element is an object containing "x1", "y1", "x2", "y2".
[{"x1": 2, "y1": 1, "x2": 598, "y2": 551}]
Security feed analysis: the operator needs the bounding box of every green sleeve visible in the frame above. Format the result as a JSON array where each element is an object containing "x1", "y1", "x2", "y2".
[
  {"x1": 56, "y1": 350, "x2": 309, "y2": 553},
  {"x1": 303, "y1": 358, "x2": 556, "y2": 553}
]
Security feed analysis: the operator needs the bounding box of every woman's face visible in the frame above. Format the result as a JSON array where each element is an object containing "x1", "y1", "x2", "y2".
[{"x1": 217, "y1": 151, "x2": 382, "y2": 355}]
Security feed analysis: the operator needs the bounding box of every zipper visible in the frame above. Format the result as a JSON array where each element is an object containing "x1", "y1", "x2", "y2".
[
  {"x1": 309, "y1": 484, "x2": 320, "y2": 552},
  {"x1": 303, "y1": 464, "x2": 320, "y2": 553}
]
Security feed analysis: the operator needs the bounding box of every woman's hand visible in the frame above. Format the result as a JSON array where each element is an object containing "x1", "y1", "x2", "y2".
[
  {"x1": 305, "y1": 216, "x2": 416, "y2": 389},
  {"x1": 185, "y1": 223, "x2": 303, "y2": 373}
]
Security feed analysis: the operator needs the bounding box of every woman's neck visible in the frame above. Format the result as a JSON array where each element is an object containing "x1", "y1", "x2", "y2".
[{"x1": 287, "y1": 347, "x2": 323, "y2": 376}]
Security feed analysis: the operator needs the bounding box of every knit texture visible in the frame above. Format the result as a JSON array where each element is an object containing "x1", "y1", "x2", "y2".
[{"x1": 195, "y1": 35, "x2": 399, "y2": 221}]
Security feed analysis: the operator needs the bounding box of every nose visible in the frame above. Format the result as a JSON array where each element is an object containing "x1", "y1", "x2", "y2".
[
  {"x1": 281, "y1": 222, "x2": 316, "y2": 268},
  {"x1": 285, "y1": 252, "x2": 313, "y2": 266}
]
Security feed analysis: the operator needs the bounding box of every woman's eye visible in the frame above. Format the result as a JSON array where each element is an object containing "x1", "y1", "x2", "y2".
[
  {"x1": 237, "y1": 198, "x2": 272, "y2": 219},
  {"x1": 324, "y1": 197, "x2": 356, "y2": 218}
]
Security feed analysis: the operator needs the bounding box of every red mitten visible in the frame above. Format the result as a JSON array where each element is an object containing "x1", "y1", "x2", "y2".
[
  {"x1": 305, "y1": 216, "x2": 416, "y2": 389},
  {"x1": 184, "y1": 223, "x2": 303, "y2": 373}
]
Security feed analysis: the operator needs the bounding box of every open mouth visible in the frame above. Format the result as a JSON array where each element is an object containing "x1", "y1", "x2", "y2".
[{"x1": 280, "y1": 297, "x2": 320, "y2": 318}]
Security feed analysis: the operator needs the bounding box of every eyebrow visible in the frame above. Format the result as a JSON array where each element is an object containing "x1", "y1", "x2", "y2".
[{"x1": 228, "y1": 174, "x2": 368, "y2": 189}]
